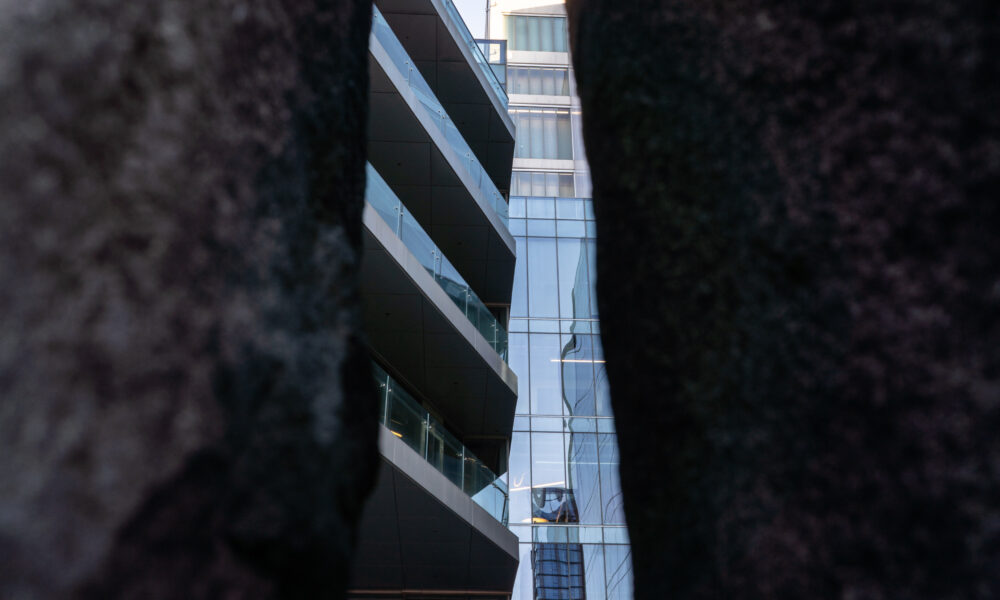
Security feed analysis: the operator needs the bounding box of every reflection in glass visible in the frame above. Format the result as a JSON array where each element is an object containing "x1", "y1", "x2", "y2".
[
  {"x1": 529, "y1": 334, "x2": 564, "y2": 415},
  {"x1": 531, "y1": 488, "x2": 579, "y2": 523},
  {"x1": 599, "y1": 434, "x2": 626, "y2": 525},
  {"x1": 509, "y1": 66, "x2": 571, "y2": 96},
  {"x1": 531, "y1": 432, "x2": 566, "y2": 493},
  {"x1": 533, "y1": 543, "x2": 586, "y2": 600},
  {"x1": 512, "y1": 237, "x2": 529, "y2": 316},
  {"x1": 584, "y1": 544, "x2": 608, "y2": 600},
  {"x1": 603, "y1": 545, "x2": 633, "y2": 600},
  {"x1": 508, "y1": 430, "x2": 532, "y2": 524},
  {"x1": 512, "y1": 108, "x2": 573, "y2": 160},
  {"x1": 512, "y1": 171, "x2": 575, "y2": 196},
  {"x1": 505, "y1": 15, "x2": 569, "y2": 52},
  {"x1": 558, "y1": 239, "x2": 591, "y2": 319},
  {"x1": 527, "y1": 238, "x2": 559, "y2": 318},
  {"x1": 567, "y1": 432, "x2": 601, "y2": 525},
  {"x1": 560, "y1": 333, "x2": 596, "y2": 416},
  {"x1": 510, "y1": 333, "x2": 530, "y2": 413}
]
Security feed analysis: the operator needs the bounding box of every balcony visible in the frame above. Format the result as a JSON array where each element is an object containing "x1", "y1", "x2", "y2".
[
  {"x1": 373, "y1": 0, "x2": 515, "y2": 198},
  {"x1": 361, "y1": 163, "x2": 517, "y2": 468},
  {"x1": 369, "y1": 6, "x2": 515, "y2": 304},
  {"x1": 351, "y1": 365, "x2": 518, "y2": 594}
]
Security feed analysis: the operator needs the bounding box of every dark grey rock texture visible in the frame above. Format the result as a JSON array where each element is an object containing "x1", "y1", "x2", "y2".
[
  {"x1": 567, "y1": 0, "x2": 1000, "y2": 598},
  {"x1": 0, "y1": 0, "x2": 377, "y2": 598}
]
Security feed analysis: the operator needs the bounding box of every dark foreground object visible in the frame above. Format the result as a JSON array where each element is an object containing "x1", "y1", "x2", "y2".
[
  {"x1": 0, "y1": 0, "x2": 377, "y2": 597},
  {"x1": 568, "y1": 1, "x2": 1000, "y2": 598}
]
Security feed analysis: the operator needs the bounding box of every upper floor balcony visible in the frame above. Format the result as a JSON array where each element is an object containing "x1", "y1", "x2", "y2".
[
  {"x1": 361, "y1": 163, "x2": 517, "y2": 470},
  {"x1": 369, "y1": 6, "x2": 516, "y2": 304},
  {"x1": 373, "y1": 0, "x2": 515, "y2": 198},
  {"x1": 351, "y1": 363, "x2": 517, "y2": 594}
]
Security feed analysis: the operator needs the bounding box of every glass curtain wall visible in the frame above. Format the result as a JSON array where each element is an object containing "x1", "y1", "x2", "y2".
[
  {"x1": 506, "y1": 15, "x2": 569, "y2": 52},
  {"x1": 499, "y1": 7, "x2": 631, "y2": 599},
  {"x1": 504, "y1": 198, "x2": 632, "y2": 600}
]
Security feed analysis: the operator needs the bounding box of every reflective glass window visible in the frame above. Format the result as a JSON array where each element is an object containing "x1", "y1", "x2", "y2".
[
  {"x1": 506, "y1": 15, "x2": 568, "y2": 52},
  {"x1": 567, "y1": 432, "x2": 602, "y2": 524},
  {"x1": 509, "y1": 66, "x2": 571, "y2": 95},
  {"x1": 557, "y1": 197, "x2": 586, "y2": 220},
  {"x1": 530, "y1": 432, "x2": 567, "y2": 493},
  {"x1": 508, "y1": 430, "x2": 532, "y2": 524},
  {"x1": 557, "y1": 220, "x2": 587, "y2": 237},
  {"x1": 529, "y1": 333, "x2": 564, "y2": 415},
  {"x1": 603, "y1": 544, "x2": 633, "y2": 600},
  {"x1": 527, "y1": 238, "x2": 559, "y2": 317},
  {"x1": 509, "y1": 332, "x2": 530, "y2": 413},
  {"x1": 511, "y1": 237, "x2": 529, "y2": 316},
  {"x1": 561, "y1": 333, "x2": 596, "y2": 416},
  {"x1": 599, "y1": 434, "x2": 626, "y2": 524},
  {"x1": 511, "y1": 108, "x2": 573, "y2": 160},
  {"x1": 575, "y1": 171, "x2": 593, "y2": 198},
  {"x1": 512, "y1": 172, "x2": 574, "y2": 196},
  {"x1": 527, "y1": 196, "x2": 556, "y2": 218},
  {"x1": 528, "y1": 219, "x2": 557, "y2": 237},
  {"x1": 558, "y1": 239, "x2": 591, "y2": 319}
]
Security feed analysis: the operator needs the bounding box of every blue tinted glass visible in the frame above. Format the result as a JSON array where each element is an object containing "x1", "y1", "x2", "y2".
[
  {"x1": 530, "y1": 432, "x2": 566, "y2": 492},
  {"x1": 561, "y1": 333, "x2": 596, "y2": 416},
  {"x1": 508, "y1": 431, "x2": 532, "y2": 524},
  {"x1": 510, "y1": 218, "x2": 527, "y2": 236},
  {"x1": 584, "y1": 544, "x2": 608, "y2": 600},
  {"x1": 599, "y1": 434, "x2": 625, "y2": 524},
  {"x1": 586, "y1": 239, "x2": 598, "y2": 318},
  {"x1": 509, "y1": 333, "x2": 530, "y2": 413},
  {"x1": 527, "y1": 196, "x2": 556, "y2": 218},
  {"x1": 528, "y1": 219, "x2": 557, "y2": 236},
  {"x1": 509, "y1": 318, "x2": 529, "y2": 332},
  {"x1": 527, "y1": 238, "x2": 559, "y2": 317},
  {"x1": 603, "y1": 544, "x2": 633, "y2": 600},
  {"x1": 529, "y1": 320, "x2": 561, "y2": 333},
  {"x1": 557, "y1": 220, "x2": 587, "y2": 237},
  {"x1": 512, "y1": 237, "x2": 529, "y2": 316},
  {"x1": 558, "y1": 239, "x2": 590, "y2": 319},
  {"x1": 557, "y1": 197, "x2": 586, "y2": 220},
  {"x1": 567, "y1": 433, "x2": 601, "y2": 524},
  {"x1": 529, "y1": 333, "x2": 564, "y2": 415},
  {"x1": 510, "y1": 196, "x2": 527, "y2": 218}
]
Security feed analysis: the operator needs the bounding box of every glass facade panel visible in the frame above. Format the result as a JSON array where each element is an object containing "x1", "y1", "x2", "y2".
[
  {"x1": 509, "y1": 430, "x2": 532, "y2": 524},
  {"x1": 530, "y1": 432, "x2": 567, "y2": 502},
  {"x1": 506, "y1": 15, "x2": 568, "y2": 52},
  {"x1": 526, "y1": 238, "x2": 559, "y2": 317},
  {"x1": 603, "y1": 545, "x2": 633, "y2": 600},
  {"x1": 510, "y1": 332, "x2": 530, "y2": 413},
  {"x1": 512, "y1": 171, "x2": 575, "y2": 196},
  {"x1": 529, "y1": 333, "x2": 564, "y2": 415},
  {"x1": 512, "y1": 108, "x2": 573, "y2": 159},
  {"x1": 509, "y1": 66, "x2": 571, "y2": 95}
]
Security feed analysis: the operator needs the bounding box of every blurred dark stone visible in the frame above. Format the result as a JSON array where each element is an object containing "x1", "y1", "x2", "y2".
[
  {"x1": 567, "y1": 0, "x2": 1000, "y2": 598},
  {"x1": 0, "y1": 0, "x2": 377, "y2": 598}
]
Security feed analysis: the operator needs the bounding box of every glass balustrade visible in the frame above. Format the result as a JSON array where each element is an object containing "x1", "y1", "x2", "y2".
[
  {"x1": 367, "y1": 163, "x2": 509, "y2": 360},
  {"x1": 370, "y1": 6, "x2": 509, "y2": 228},
  {"x1": 374, "y1": 362, "x2": 510, "y2": 526},
  {"x1": 437, "y1": 0, "x2": 509, "y2": 109}
]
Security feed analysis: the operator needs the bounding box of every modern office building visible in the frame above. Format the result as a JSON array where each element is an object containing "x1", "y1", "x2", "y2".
[
  {"x1": 484, "y1": 2, "x2": 635, "y2": 599},
  {"x1": 350, "y1": 2, "x2": 520, "y2": 599},
  {"x1": 352, "y1": 1, "x2": 633, "y2": 598}
]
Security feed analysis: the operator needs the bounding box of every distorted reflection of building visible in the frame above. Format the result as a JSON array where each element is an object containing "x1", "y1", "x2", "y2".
[{"x1": 483, "y1": 1, "x2": 634, "y2": 598}]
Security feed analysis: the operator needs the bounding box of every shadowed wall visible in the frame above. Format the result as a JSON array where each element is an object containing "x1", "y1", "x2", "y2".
[
  {"x1": 567, "y1": 1, "x2": 1000, "y2": 598},
  {"x1": 0, "y1": 0, "x2": 377, "y2": 597}
]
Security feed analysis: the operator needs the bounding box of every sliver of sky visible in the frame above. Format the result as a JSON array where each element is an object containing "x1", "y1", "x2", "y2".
[{"x1": 453, "y1": 0, "x2": 487, "y2": 38}]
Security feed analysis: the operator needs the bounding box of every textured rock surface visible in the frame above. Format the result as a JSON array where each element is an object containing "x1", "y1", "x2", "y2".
[
  {"x1": 0, "y1": 0, "x2": 377, "y2": 598},
  {"x1": 567, "y1": 1, "x2": 1000, "y2": 598}
]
